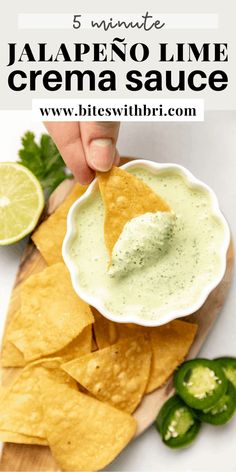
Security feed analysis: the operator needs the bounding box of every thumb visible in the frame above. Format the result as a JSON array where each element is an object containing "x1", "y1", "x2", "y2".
[{"x1": 80, "y1": 122, "x2": 120, "y2": 172}]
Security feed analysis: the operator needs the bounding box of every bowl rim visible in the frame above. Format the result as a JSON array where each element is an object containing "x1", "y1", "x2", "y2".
[{"x1": 62, "y1": 159, "x2": 231, "y2": 327}]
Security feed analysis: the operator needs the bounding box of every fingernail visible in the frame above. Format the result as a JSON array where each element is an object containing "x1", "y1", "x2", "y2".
[{"x1": 89, "y1": 139, "x2": 115, "y2": 171}]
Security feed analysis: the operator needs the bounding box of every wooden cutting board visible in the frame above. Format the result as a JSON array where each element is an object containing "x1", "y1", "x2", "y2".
[{"x1": 0, "y1": 158, "x2": 234, "y2": 471}]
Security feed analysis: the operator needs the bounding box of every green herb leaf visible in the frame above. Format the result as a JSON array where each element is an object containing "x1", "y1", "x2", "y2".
[{"x1": 18, "y1": 131, "x2": 72, "y2": 197}]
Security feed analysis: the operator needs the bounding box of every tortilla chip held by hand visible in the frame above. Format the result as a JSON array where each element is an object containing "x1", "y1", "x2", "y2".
[{"x1": 97, "y1": 166, "x2": 170, "y2": 258}]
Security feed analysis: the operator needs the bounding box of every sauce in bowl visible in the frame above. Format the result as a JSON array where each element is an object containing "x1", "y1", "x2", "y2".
[{"x1": 64, "y1": 162, "x2": 229, "y2": 326}]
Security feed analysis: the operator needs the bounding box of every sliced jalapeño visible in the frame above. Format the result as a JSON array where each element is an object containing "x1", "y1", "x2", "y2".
[
  {"x1": 174, "y1": 359, "x2": 227, "y2": 410},
  {"x1": 156, "y1": 394, "x2": 201, "y2": 449},
  {"x1": 215, "y1": 357, "x2": 236, "y2": 390},
  {"x1": 196, "y1": 381, "x2": 236, "y2": 425}
]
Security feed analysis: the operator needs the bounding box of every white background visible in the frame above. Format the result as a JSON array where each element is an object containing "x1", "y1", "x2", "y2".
[{"x1": 0, "y1": 111, "x2": 235, "y2": 471}]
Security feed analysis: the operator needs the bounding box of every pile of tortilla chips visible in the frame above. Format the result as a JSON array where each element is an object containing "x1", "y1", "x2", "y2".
[{"x1": 1, "y1": 169, "x2": 198, "y2": 471}]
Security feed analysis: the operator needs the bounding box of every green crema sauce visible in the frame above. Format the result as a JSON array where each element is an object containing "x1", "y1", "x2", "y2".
[
  {"x1": 69, "y1": 166, "x2": 227, "y2": 321},
  {"x1": 108, "y1": 212, "x2": 176, "y2": 278}
]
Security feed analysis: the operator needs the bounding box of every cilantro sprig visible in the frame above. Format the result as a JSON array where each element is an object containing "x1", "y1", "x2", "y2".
[{"x1": 18, "y1": 131, "x2": 72, "y2": 197}]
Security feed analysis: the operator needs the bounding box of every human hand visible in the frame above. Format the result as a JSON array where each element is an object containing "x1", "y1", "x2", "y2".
[{"x1": 44, "y1": 121, "x2": 120, "y2": 184}]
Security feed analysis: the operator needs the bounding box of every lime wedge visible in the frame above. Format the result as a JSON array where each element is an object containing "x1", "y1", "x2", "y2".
[{"x1": 0, "y1": 162, "x2": 44, "y2": 245}]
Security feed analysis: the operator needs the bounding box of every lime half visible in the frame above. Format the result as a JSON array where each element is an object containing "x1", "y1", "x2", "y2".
[{"x1": 0, "y1": 162, "x2": 44, "y2": 245}]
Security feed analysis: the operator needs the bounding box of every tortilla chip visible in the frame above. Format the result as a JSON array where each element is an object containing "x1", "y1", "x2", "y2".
[
  {"x1": 1, "y1": 340, "x2": 25, "y2": 367},
  {"x1": 63, "y1": 335, "x2": 151, "y2": 413},
  {"x1": 38, "y1": 371, "x2": 136, "y2": 471},
  {"x1": 0, "y1": 365, "x2": 45, "y2": 438},
  {"x1": 32, "y1": 183, "x2": 86, "y2": 265},
  {"x1": 93, "y1": 310, "x2": 146, "y2": 349},
  {"x1": 0, "y1": 358, "x2": 76, "y2": 440},
  {"x1": 33, "y1": 358, "x2": 78, "y2": 388},
  {"x1": 97, "y1": 166, "x2": 170, "y2": 257},
  {"x1": 32, "y1": 358, "x2": 78, "y2": 391},
  {"x1": 0, "y1": 430, "x2": 48, "y2": 446},
  {"x1": 8, "y1": 263, "x2": 94, "y2": 361},
  {"x1": 146, "y1": 320, "x2": 197, "y2": 393},
  {"x1": 91, "y1": 333, "x2": 98, "y2": 351},
  {"x1": 2, "y1": 317, "x2": 92, "y2": 367},
  {"x1": 116, "y1": 323, "x2": 144, "y2": 340},
  {"x1": 53, "y1": 325, "x2": 92, "y2": 361},
  {"x1": 2, "y1": 311, "x2": 26, "y2": 367},
  {"x1": 92, "y1": 308, "x2": 118, "y2": 349}
]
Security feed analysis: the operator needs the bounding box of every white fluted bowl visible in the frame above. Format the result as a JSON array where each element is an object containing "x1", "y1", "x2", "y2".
[{"x1": 63, "y1": 160, "x2": 230, "y2": 327}]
